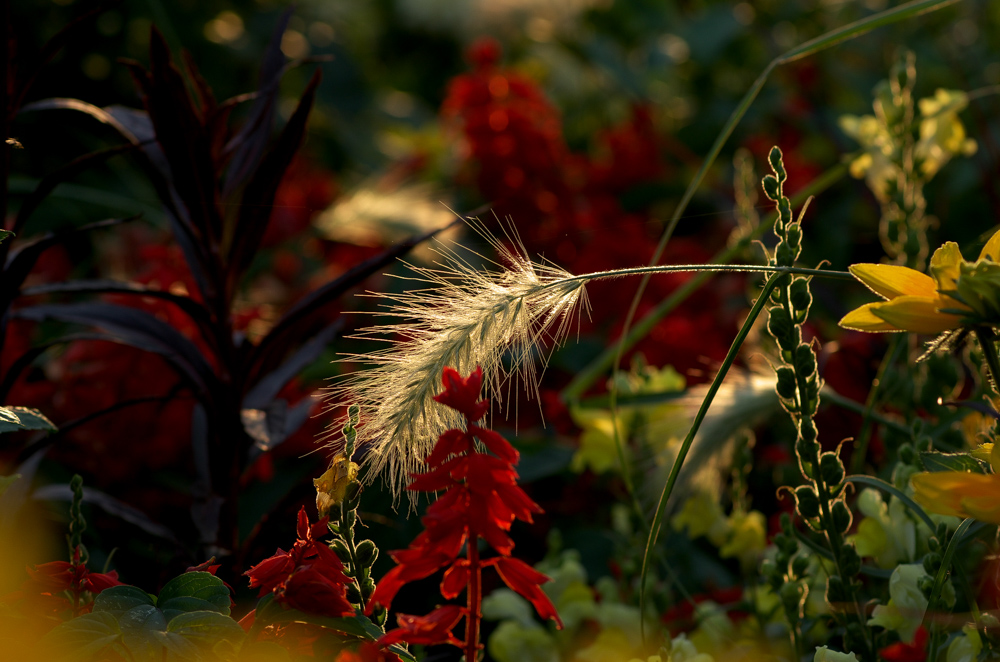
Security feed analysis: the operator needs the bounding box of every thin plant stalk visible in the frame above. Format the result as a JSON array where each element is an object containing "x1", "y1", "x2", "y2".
[{"x1": 638, "y1": 270, "x2": 785, "y2": 641}]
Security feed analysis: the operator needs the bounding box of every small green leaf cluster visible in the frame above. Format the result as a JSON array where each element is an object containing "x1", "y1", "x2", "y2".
[
  {"x1": 761, "y1": 146, "x2": 870, "y2": 658},
  {"x1": 47, "y1": 572, "x2": 245, "y2": 661}
]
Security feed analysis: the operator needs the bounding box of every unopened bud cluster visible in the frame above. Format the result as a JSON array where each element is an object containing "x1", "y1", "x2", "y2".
[
  {"x1": 322, "y1": 406, "x2": 386, "y2": 625},
  {"x1": 761, "y1": 147, "x2": 870, "y2": 658}
]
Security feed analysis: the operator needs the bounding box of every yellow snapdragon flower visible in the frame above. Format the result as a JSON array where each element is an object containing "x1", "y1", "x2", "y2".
[
  {"x1": 840, "y1": 228, "x2": 1000, "y2": 333},
  {"x1": 911, "y1": 442, "x2": 1000, "y2": 523}
]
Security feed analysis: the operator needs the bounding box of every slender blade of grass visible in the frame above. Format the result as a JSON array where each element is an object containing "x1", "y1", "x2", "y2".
[{"x1": 639, "y1": 271, "x2": 782, "y2": 640}]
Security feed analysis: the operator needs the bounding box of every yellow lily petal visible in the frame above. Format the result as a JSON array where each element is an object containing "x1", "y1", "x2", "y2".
[
  {"x1": 839, "y1": 302, "x2": 904, "y2": 332},
  {"x1": 978, "y1": 227, "x2": 1000, "y2": 262},
  {"x1": 912, "y1": 472, "x2": 1000, "y2": 522},
  {"x1": 848, "y1": 263, "x2": 937, "y2": 299},
  {"x1": 929, "y1": 241, "x2": 963, "y2": 290},
  {"x1": 868, "y1": 295, "x2": 963, "y2": 334}
]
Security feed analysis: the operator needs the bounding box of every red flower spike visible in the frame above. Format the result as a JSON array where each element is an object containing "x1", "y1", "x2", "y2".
[
  {"x1": 372, "y1": 366, "x2": 561, "y2": 658},
  {"x1": 879, "y1": 626, "x2": 928, "y2": 662},
  {"x1": 433, "y1": 366, "x2": 489, "y2": 422},
  {"x1": 378, "y1": 605, "x2": 466, "y2": 647}
]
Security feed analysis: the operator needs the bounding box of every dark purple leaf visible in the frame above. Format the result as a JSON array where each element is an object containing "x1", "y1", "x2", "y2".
[
  {"x1": 137, "y1": 28, "x2": 223, "y2": 249},
  {"x1": 20, "y1": 278, "x2": 215, "y2": 347},
  {"x1": 12, "y1": 302, "x2": 217, "y2": 397},
  {"x1": 221, "y1": 8, "x2": 293, "y2": 198},
  {"x1": 226, "y1": 69, "x2": 321, "y2": 294},
  {"x1": 0, "y1": 331, "x2": 126, "y2": 403},
  {"x1": 101, "y1": 105, "x2": 219, "y2": 305},
  {"x1": 33, "y1": 484, "x2": 182, "y2": 545},
  {"x1": 250, "y1": 218, "x2": 461, "y2": 371},
  {"x1": 18, "y1": 98, "x2": 143, "y2": 144},
  {"x1": 243, "y1": 318, "x2": 342, "y2": 409}
]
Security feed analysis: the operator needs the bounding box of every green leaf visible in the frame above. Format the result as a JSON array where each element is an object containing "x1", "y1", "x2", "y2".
[
  {"x1": 0, "y1": 229, "x2": 13, "y2": 244},
  {"x1": 921, "y1": 451, "x2": 985, "y2": 474},
  {"x1": 119, "y1": 604, "x2": 168, "y2": 661},
  {"x1": 45, "y1": 611, "x2": 121, "y2": 661},
  {"x1": 0, "y1": 406, "x2": 56, "y2": 433},
  {"x1": 93, "y1": 585, "x2": 156, "y2": 618},
  {"x1": 158, "y1": 571, "x2": 231, "y2": 617},
  {"x1": 166, "y1": 611, "x2": 245, "y2": 647}
]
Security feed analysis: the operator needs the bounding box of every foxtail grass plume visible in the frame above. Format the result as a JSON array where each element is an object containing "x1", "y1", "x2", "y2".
[{"x1": 327, "y1": 219, "x2": 590, "y2": 499}]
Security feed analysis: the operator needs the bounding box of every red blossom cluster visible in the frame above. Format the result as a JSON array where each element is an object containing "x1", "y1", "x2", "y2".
[
  {"x1": 5, "y1": 546, "x2": 120, "y2": 619},
  {"x1": 367, "y1": 366, "x2": 562, "y2": 655},
  {"x1": 441, "y1": 38, "x2": 740, "y2": 379},
  {"x1": 879, "y1": 625, "x2": 928, "y2": 662},
  {"x1": 244, "y1": 506, "x2": 354, "y2": 618}
]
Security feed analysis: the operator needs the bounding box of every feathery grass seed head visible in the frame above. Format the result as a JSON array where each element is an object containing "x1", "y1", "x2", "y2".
[{"x1": 326, "y1": 220, "x2": 589, "y2": 501}]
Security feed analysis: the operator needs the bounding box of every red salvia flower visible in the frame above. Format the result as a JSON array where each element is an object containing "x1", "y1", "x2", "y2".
[
  {"x1": 5, "y1": 546, "x2": 120, "y2": 618},
  {"x1": 879, "y1": 625, "x2": 929, "y2": 662},
  {"x1": 368, "y1": 366, "x2": 562, "y2": 658},
  {"x1": 244, "y1": 507, "x2": 354, "y2": 618}
]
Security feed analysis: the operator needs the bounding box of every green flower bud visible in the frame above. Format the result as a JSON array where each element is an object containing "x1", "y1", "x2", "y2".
[
  {"x1": 330, "y1": 540, "x2": 351, "y2": 564},
  {"x1": 793, "y1": 345, "x2": 817, "y2": 377},
  {"x1": 791, "y1": 555, "x2": 810, "y2": 578},
  {"x1": 923, "y1": 552, "x2": 942, "y2": 575},
  {"x1": 776, "y1": 367, "x2": 797, "y2": 400},
  {"x1": 789, "y1": 278, "x2": 812, "y2": 320},
  {"x1": 819, "y1": 453, "x2": 846, "y2": 488},
  {"x1": 795, "y1": 485, "x2": 821, "y2": 519},
  {"x1": 762, "y1": 174, "x2": 781, "y2": 201},
  {"x1": 780, "y1": 580, "x2": 806, "y2": 616},
  {"x1": 826, "y1": 576, "x2": 847, "y2": 604},
  {"x1": 355, "y1": 539, "x2": 378, "y2": 568},
  {"x1": 832, "y1": 500, "x2": 853, "y2": 535},
  {"x1": 769, "y1": 147, "x2": 787, "y2": 182}
]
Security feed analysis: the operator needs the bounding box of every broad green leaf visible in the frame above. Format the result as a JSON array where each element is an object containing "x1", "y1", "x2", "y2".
[
  {"x1": 921, "y1": 451, "x2": 985, "y2": 474},
  {"x1": 166, "y1": 611, "x2": 245, "y2": 647},
  {"x1": 93, "y1": 585, "x2": 156, "y2": 618},
  {"x1": 119, "y1": 604, "x2": 168, "y2": 662},
  {"x1": 162, "y1": 597, "x2": 232, "y2": 623},
  {"x1": 45, "y1": 611, "x2": 121, "y2": 661},
  {"x1": 158, "y1": 571, "x2": 231, "y2": 617},
  {"x1": 0, "y1": 406, "x2": 56, "y2": 433}
]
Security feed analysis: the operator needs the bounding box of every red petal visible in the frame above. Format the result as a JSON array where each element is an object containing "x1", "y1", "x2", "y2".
[
  {"x1": 426, "y1": 429, "x2": 474, "y2": 466},
  {"x1": 469, "y1": 426, "x2": 518, "y2": 464},
  {"x1": 493, "y1": 557, "x2": 562, "y2": 628},
  {"x1": 433, "y1": 367, "x2": 489, "y2": 421},
  {"x1": 440, "y1": 560, "x2": 470, "y2": 599},
  {"x1": 378, "y1": 605, "x2": 466, "y2": 647}
]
